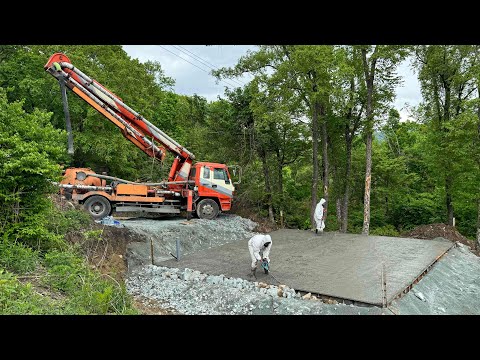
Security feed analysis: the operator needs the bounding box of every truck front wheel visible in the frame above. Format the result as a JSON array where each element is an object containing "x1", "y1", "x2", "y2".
[
  {"x1": 84, "y1": 196, "x2": 111, "y2": 220},
  {"x1": 196, "y1": 199, "x2": 219, "y2": 220}
]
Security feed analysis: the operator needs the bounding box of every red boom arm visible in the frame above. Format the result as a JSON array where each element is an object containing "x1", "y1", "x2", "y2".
[{"x1": 45, "y1": 53, "x2": 195, "y2": 182}]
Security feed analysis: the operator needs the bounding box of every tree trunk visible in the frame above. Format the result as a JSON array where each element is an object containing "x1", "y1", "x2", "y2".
[
  {"x1": 310, "y1": 99, "x2": 320, "y2": 229},
  {"x1": 476, "y1": 198, "x2": 480, "y2": 251},
  {"x1": 361, "y1": 47, "x2": 376, "y2": 236},
  {"x1": 260, "y1": 148, "x2": 275, "y2": 223},
  {"x1": 342, "y1": 132, "x2": 353, "y2": 233},
  {"x1": 443, "y1": 80, "x2": 454, "y2": 226},
  {"x1": 336, "y1": 198, "x2": 342, "y2": 226},
  {"x1": 476, "y1": 84, "x2": 480, "y2": 250},
  {"x1": 362, "y1": 131, "x2": 373, "y2": 235},
  {"x1": 446, "y1": 175, "x2": 454, "y2": 226},
  {"x1": 320, "y1": 102, "x2": 329, "y2": 222},
  {"x1": 277, "y1": 149, "x2": 283, "y2": 194},
  {"x1": 341, "y1": 75, "x2": 358, "y2": 233},
  {"x1": 276, "y1": 149, "x2": 284, "y2": 216}
]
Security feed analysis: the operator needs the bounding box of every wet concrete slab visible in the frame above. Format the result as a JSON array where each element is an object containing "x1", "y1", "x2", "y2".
[{"x1": 158, "y1": 229, "x2": 454, "y2": 305}]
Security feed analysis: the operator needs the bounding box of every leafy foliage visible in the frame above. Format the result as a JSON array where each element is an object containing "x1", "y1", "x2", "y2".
[
  {"x1": 42, "y1": 249, "x2": 135, "y2": 314},
  {"x1": 0, "y1": 270, "x2": 58, "y2": 315},
  {"x1": 0, "y1": 241, "x2": 39, "y2": 274}
]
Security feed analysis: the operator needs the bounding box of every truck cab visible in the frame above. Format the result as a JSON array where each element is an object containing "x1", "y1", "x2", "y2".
[{"x1": 188, "y1": 162, "x2": 235, "y2": 219}]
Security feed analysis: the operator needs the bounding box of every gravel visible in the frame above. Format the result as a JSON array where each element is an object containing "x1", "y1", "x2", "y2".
[
  {"x1": 124, "y1": 214, "x2": 258, "y2": 269},
  {"x1": 126, "y1": 265, "x2": 387, "y2": 315}
]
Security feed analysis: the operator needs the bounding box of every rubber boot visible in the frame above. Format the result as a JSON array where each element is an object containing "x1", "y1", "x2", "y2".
[
  {"x1": 250, "y1": 267, "x2": 257, "y2": 278},
  {"x1": 315, "y1": 229, "x2": 318, "y2": 235}
]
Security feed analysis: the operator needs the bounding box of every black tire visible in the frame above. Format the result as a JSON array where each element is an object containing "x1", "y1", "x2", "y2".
[
  {"x1": 264, "y1": 269, "x2": 269, "y2": 274},
  {"x1": 84, "y1": 195, "x2": 112, "y2": 220},
  {"x1": 196, "y1": 198, "x2": 219, "y2": 220}
]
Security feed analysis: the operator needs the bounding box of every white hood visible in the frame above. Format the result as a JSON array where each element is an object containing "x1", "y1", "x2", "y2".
[{"x1": 262, "y1": 234, "x2": 272, "y2": 246}]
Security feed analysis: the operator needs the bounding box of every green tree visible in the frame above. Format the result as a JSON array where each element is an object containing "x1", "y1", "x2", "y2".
[
  {"x1": 214, "y1": 45, "x2": 336, "y2": 229},
  {"x1": 413, "y1": 45, "x2": 477, "y2": 226},
  {"x1": 357, "y1": 45, "x2": 409, "y2": 235},
  {"x1": 0, "y1": 88, "x2": 66, "y2": 247}
]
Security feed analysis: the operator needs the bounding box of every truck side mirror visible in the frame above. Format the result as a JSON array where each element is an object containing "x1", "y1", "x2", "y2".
[{"x1": 228, "y1": 165, "x2": 242, "y2": 185}]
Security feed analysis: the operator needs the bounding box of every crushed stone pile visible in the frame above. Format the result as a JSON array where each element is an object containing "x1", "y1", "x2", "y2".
[
  {"x1": 124, "y1": 214, "x2": 259, "y2": 269},
  {"x1": 126, "y1": 265, "x2": 387, "y2": 315}
]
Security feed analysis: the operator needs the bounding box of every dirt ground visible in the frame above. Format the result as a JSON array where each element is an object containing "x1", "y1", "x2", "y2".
[
  {"x1": 402, "y1": 223, "x2": 478, "y2": 255},
  {"x1": 66, "y1": 222, "x2": 145, "y2": 282},
  {"x1": 132, "y1": 296, "x2": 180, "y2": 315}
]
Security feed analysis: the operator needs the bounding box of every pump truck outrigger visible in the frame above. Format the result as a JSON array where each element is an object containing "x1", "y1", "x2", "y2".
[{"x1": 45, "y1": 53, "x2": 240, "y2": 220}]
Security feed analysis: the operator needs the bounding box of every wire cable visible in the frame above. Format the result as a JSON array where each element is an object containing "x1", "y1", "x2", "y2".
[
  {"x1": 155, "y1": 45, "x2": 241, "y2": 90},
  {"x1": 172, "y1": 45, "x2": 246, "y2": 87}
]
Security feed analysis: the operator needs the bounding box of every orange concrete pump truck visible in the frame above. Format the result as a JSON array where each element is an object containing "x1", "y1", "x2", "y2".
[{"x1": 45, "y1": 53, "x2": 240, "y2": 220}]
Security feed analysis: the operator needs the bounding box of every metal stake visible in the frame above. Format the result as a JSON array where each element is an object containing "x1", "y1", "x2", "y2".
[
  {"x1": 150, "y1": 239, "x2": 154, "y2": 265},
  {"x1": 176, "y1": 239, "x2": 181, "y2": 261}
]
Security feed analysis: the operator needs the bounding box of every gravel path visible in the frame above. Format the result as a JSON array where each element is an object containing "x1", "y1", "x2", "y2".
[{"x1": 126, "y1": 265, "x2": 387, "y2": 315}]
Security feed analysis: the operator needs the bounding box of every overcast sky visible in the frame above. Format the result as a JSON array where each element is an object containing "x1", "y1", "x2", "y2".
[{"x1": 122, "y1": 45, "x2": 422, "y2": 121}]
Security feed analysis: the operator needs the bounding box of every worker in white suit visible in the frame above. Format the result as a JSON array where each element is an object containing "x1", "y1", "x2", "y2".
[
  {"x1": 248, "y1": 234, "x2": 272, "y2": 277},
  {"x1": 314, "y1": 198, "x2": 326, "y2": 235}
]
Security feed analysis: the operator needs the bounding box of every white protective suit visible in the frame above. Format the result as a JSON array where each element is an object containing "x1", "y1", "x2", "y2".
[
  {"x1": 248, "y1": 234, "x2": 272, "y2": 270},
  {"x1": 314, "y1": 198, "x2": 326, "y2": 232}
]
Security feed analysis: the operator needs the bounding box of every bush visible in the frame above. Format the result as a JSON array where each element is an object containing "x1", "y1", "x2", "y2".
[
  {"x1": 42, "y1": 250, "x2": 136, "y2": 314},
  {"x1": 0, "y1": 89, "x2": 66, "y2": 237},
  {"x1": 370, "y1": 224, "x2": 400, "y2": 237},
  {"x1": 389, "y1": 192, "x2": 443, "y2": 230},
  {"x1": 325, "y1": 215, "x2": 338, "y2": 232},
  {"x1": 0, "y1": 269, "x2": 58, "y2": 314},
  {"x1": 83, "y1": 229, "x2": 103, "y2": 242},
  {"x1": 3, "y1": 217, "x2": 65, "y2": 253},
  {"x1": 0, "y1": 240, "x2": 39, "y2": 274},
  {"x1": 46, "y1": 206, "x2": 93, "y2": 236},
  {"x1": 2, "y1": 200, "x2": 93, "y2": 254}
]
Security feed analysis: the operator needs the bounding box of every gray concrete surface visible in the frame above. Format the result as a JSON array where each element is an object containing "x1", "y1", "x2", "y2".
[{"x1": 158, "y1": 229, "x2": 453, "y2": 305}]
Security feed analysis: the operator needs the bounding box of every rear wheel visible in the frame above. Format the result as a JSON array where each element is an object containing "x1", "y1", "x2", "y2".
[
  {"x1": 84, "y1": 196, "x2": 111, "y2": 220},
  {"x1": 196, "y1": 199, "x2": 219, "y2": 220}
]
